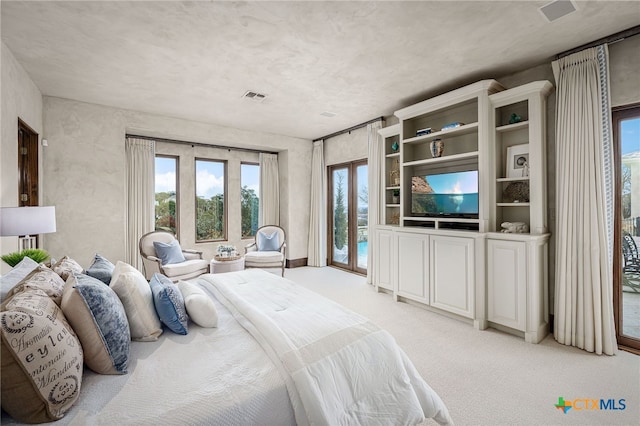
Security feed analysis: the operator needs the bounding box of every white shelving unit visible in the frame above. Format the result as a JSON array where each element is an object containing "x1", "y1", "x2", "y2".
[
  {"x1": 378, "y1": 124, "x2": 401, "y2": 226},
  {"x1": 372, "y1": 79, "x2": 554, "y2": 344}
]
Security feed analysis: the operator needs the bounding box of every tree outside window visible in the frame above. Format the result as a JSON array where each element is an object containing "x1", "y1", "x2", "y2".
[
  {"x1": 195, "y1": 159, "x2": 226, "y2": 241},
  {"x1": 155, "y1": 156, "x2": 178, "y2": 235},
  {"x1": 241, "y1": 163, "x2": 260, "y2": 238}
]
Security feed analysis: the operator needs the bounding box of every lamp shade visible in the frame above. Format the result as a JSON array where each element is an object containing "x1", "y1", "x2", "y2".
[{"x1": 0, "y1": 206, "x2": 57, "y2": 236}]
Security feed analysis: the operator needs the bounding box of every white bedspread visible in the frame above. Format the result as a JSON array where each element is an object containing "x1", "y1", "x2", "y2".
[
  {"x1": 199, "y1": 269, "x2": 453, "y2": 426},
  {"x1": 1, "y1": 284, "x2": 294, "y2": 425}
]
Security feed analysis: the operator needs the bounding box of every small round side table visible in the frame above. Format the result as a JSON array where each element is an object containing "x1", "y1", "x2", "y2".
[{"x1": 209, "y1": 256, "x2": 245, "y2": 274}]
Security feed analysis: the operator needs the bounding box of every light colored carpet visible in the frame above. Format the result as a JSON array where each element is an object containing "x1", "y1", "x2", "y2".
[{"x1": 284, "y1": 266, "x2": 640, "y2": 426}]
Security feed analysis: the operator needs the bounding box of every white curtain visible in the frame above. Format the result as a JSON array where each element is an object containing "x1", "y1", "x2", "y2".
[
  {"x1": 552, "y1": 45, "x2": 617, "y2": 355},
  {"x1": 367, "y1": 121, "x2": 383, "y2": 283},
  {"x1": 125, "y1": 137, "x2": 156, "y2": 271},
  {"x1": 307, "y1": 140, "x2": 327, "y2": 267},
  {"x1": 259, "y1": 153, "x2": 279, "y2": 226}
]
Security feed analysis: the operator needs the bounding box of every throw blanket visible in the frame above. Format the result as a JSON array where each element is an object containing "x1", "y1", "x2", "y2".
[{"x1": 198, "y1": 270, "x2": 452, "y2": 426}]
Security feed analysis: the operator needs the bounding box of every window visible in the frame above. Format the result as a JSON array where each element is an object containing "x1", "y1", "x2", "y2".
[
  {"x1": 241, "y1": 163, "x2": 260, "y2": 238},
  {"x1": 195, "y1": 159, "x2": 226, "y2": 242},
  {"x1": 155, "y1": 155, "x2": 179, "y2": 235}
]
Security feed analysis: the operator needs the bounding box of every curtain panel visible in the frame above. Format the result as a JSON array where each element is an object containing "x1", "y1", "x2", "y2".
[
  {"x1": 552, "y1": 45, "x2": 617, "y2": 355},
  {"x1": 367, "y1": 121, "x2": 383, "y2": 283},
  {"x1": 125, "y1": 137, "x2": 156, "y2": 271},
  {"x1": 259, "y1": 153, "x2": 280, "y2": 226},
  {"x1": 307, "y1": 140, "x2": 327, "y2": 267}
]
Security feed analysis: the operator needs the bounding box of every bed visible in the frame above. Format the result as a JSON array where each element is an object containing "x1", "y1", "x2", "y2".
[{"x1": 2, "y1": 269, "x2": 452, "y2": 425}]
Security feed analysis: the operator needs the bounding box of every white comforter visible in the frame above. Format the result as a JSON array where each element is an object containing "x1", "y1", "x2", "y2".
[{"x1": 199, "y1": 270, "x2": 453, "y2": 426}]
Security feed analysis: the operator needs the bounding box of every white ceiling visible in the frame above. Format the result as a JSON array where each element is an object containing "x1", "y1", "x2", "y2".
[{"x1": 2, "y1": 1, "x2": 639, "y2": 140}]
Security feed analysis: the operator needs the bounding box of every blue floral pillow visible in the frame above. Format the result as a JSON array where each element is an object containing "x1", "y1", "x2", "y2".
[
  {"x1": 257, "y1": 231, "x2": 280, "y2": 251},
  {"x1": 85, "y1": 253, "x2": 115, "y2": 284},
  {"x1": 61, "y1": 273, "x2": 130, "y2": 374},
  {"x1": 149, "y1": 273, "x2": 189, "y2": 335},
  {"x1": 153, "y1": 240, "x2": 186, "y2": 265}
]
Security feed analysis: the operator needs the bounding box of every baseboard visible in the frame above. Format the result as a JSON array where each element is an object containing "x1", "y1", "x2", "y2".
[{"x1": 286, "y1": 258, "x2": 308, "y2": 268}]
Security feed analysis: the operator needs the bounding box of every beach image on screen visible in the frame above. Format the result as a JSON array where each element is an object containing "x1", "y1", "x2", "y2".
[{"x1": 411, "y1": 170, "x2": 478, "y2": 215}]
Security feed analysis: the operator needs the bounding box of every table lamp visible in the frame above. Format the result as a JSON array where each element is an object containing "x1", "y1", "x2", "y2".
[{"x1": 0, "y1": 206, "x2": 57, "y2": 250}]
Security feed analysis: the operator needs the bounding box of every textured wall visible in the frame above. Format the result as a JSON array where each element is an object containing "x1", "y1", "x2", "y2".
[
  {"x1": 609, "y1": 35, "x2": 640, "y2": 108},
  {"x1": 42, "y1": 97, "x2": 312, "y2": 268},
  {"x1": 0, "y1": 43, "x2": 43, "y2": 274},
  {"x1": 324, "y1": 126, "x2": 369, "y2": 167}
]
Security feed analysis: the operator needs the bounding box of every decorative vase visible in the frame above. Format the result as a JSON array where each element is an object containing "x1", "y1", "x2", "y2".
[
  {"x1": 430, "y1": 138, "x2": 444, "y2": 158},
  {"x1": 391, "y1": 141, "x2": 399, "y2": 152}
]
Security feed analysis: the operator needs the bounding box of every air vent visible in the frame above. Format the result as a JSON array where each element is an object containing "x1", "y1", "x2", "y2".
[
  {"x1": 320, "y1": 111, "x2": 337, "y2": 117},
  {"x1": 539, "y1": 0, "x2": 577, "y2": 22},
  {"x1": 242, "y1": 90, "x2": 267, "y2": 102}
]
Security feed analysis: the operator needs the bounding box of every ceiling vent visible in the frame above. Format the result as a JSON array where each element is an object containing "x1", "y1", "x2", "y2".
[
  {"x1": 539, "y1": 0, "x2": 577, "y2": 22},
  {"x1": 320, "y1": 111, "x2": 337, "y2": 118},
  {"x1": 242, "y1": 90, "x2": 267, "y2": 102}
]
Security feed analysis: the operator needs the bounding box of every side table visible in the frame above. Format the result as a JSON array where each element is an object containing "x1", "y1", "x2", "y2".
[{"x1": 210, "y1": 256, "x2": 245, "y2": 274}]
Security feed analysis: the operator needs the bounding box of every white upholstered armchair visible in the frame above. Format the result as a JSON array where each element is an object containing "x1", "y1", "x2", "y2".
[
  {"x1": 244, "y1": 225, "x2": 286, "y2": 276},
  {"x1": 139, "y1": 231, "x2": 209, "y2": 282}
]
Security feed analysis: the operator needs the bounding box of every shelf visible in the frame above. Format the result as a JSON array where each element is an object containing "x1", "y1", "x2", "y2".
[
  {"x1": 403, "y1": 216, "x2": 479, "y2": 223},
  {"x1": 386, "y1": 152, "x2": 400, "y2": 158},
  {"x1": 496, "y1": 121, "x2": 528, "y2": 133},
  {"x1": 403, "y1": 151, "x2": 478, "y2": 167},
  {"x1": 496, "y1": 176, "x2": 530, "y2": 183},
  {"x1": 385, "y1": 186, "x2": 401, "y2": 190},
  {"x1": 403, "y1": 122, "x2": 479, "y2": 144},
  {"x1": 497, "y1": 202, "x2": 530, "y2": 207},
  {"x1": 386, "y1": 204, "x2": 400, "y2": 208}
]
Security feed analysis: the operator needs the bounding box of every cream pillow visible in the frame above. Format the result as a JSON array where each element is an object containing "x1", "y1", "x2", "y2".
[
  {"x1": 110, "y1": 261, "x2": 162, "y2": 341},
  {"x1": 2, "y1": 289, "x2": 83, "y2": 422},
  {"x1": 177, "y1": 280, "x2": 218, "y2": 328}
]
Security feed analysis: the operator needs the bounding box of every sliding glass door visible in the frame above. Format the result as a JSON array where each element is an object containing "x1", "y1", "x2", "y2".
[
  {"x1": 613, "y1": 104, "x2": 640, "y2": 353},
  {"x1": 328, "y1": 160, "x2": 368, "y2": 274}
]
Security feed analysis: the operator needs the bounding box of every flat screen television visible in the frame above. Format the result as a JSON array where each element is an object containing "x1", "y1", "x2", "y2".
[{"x1": 411, "y1": 170, "x2": 479, "y2": 218}]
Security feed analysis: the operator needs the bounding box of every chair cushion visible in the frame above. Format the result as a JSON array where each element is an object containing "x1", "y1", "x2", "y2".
[
  {"x1": 153, "y1": 240, "x2": 186, "y2": 265},
  {"x1": 1, "y1": 289, "x2": 83, "y2": 423},
  {"x1": 110, "y1": 261, "x2": 163, "y2": 341},
  {"x1": 257, "y1": 230, "x2": 280, "y2": 251},
  {"x1": 0, "y1": 256, "x2": 39, "y2": 302},
  {"x1": 85, "y1": 253, "x2": 115, "y2": 284},
  {"x1": 162, "y1": 258, "x2": 209, "y2": 278},
  {"x1": 149, "y1": 273, "x2": 189, "y2": 335},
  {"x1": 61, "y1": 273, "x2": 130, "y2": 375},
  {"x1": 177, "y1": 280, "x2": 218, "y2": 328},
  {"x1": 245, "y1": 250, "x2": 284, "y2": 263}
]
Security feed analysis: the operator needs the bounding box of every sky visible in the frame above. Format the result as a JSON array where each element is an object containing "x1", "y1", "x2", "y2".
[
  {"x1": 426, "y1": 170, "x2": 478, "y2": 194},
  {"x1": 155, "y1": 158, "x2": 259, "y2": 199},
  {"x1": 621, "y1": 117, "x2": 640, "y2": 155}
]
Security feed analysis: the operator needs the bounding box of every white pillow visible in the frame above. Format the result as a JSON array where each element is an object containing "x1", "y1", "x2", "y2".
[
  {"x1": 177, "y1": 280, "x2": 218, "y2": 328},
  {"x1": 110, "y1": 261, "x2": 162, "y2": 341},
  {"x1": 0, "y1": 256, "x2": 39, "y2": 302}
]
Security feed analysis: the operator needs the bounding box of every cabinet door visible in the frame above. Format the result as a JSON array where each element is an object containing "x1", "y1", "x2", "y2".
[
  {"x1": 396, "y1": 232, "x2": 429, "y2": 304},
  {"x1": 430, "y1": 235, "x2": 475, "y2": 318},
  {"x1": 487, "y1": 239, "x2": 526, "y2": 331},
  {"x1": 374, "y1": 229, "x2": 394, "y2": 291}
]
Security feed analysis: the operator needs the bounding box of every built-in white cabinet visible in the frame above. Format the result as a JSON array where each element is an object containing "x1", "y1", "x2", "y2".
[
  {"x1": 396, "y1": 230, "x2": 430, "y2": 304},
  {"x1": 373, "y1": 227, "x2": 394, "y2": 292},
  {"x1": 487, "y1": 234, "x2": 549, "y2": 343},
  {"x1": 430, "y1": 235, "x2": 475, "y2": 319},
  {"x1": 372, "y1": 79, "x2": 553, "y2": 344}
]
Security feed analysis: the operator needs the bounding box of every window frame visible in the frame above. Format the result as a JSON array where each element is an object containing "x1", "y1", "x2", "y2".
[{"x1": 194, "y1": 157, "x2": 228, "y2": 243}]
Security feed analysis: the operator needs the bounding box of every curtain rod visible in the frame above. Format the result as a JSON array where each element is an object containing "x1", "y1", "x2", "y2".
[
  {"x1": 126, "y1": 134, "x2": 277, "y2": 155},
  {"x1": 313, "y1": 117, "x2": 384, "y2": 142},
  {"x1": 556, "y1": 25, "x2": 640, "y2": 59}
]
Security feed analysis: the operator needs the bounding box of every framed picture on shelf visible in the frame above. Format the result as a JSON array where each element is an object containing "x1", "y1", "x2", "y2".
[{"x1": 506, "y1": 143, "x2": 530, "y2": 178}]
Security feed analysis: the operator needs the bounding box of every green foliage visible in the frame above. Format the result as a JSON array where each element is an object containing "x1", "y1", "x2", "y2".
[
  {"x1": 334, "y1": 173, "x2": 348, "y2": 250},
  {"x1": 241, "y1": 186, "x2": 259, "y2": 238},
  {"x1": 155, "y1": 191, "x2": 177, "y2": 233},
  {"x1": 1, "y1": 249, "x2": 50, "y2": 267},
  {"x1": 196, "y1": 194, "x2": 225, "y2": 241}
]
